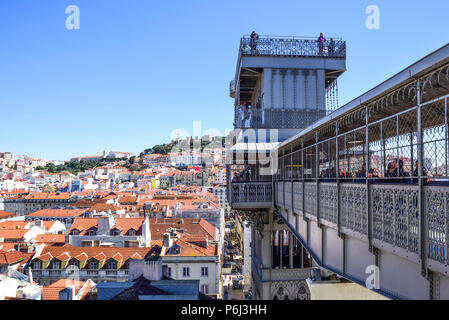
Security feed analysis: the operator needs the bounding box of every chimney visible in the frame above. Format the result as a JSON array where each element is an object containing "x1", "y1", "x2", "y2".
[
  {"x1": 163, "y1": 233, "x2": 172, "y2": 248},
  {"x1": 98, "y1": 215, "x2": 115, "y2": 235},
  {"x1": 28, "y1": 267, "x2": 33, "y2": 284}
]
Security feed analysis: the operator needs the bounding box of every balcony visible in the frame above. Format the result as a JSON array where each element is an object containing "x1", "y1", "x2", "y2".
[
  {"x1": 234, "y1": 107, "x2": 326, "y2": 129},
  {"x1": 230, "y1": 182, "x2": 273, "y2": 209},
  {"x1": 239, "y1": 36, "x2": 346, "y2": 59},
  {"x1": 230, "y1": 80, "x2": 236, "y2": 98}
]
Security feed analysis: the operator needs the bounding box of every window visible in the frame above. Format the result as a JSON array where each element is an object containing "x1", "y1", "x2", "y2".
[
  {"x1": 111, "y1": 229, "x2": 121, "y2": 236},
  {"x1": 201, "y1": 267, "x2": 208, "y2": 277},
  {"x1": 89, "y1": 261, "x2": 98, "y2": 269},
  {"x1": 52, "y1": 261, "x2": 61, "y2": 269},
  {"x1": 182, "y1": 267, "x2": 190, "y2": 277},
  {"x1": 128, "y1": 229, "x2": 136, "y2": 236},
  {"x1": 201, "y1": 284, "x2": 209, "y2": 294},
  {"x1": 32, "y1": 261, "x2": 41, "y2": 269},
  {"x1": 167, "y1": 267, "x2": 172, "y2": 277},
  {"x1": 87, "y1": 228, "x2": 96, "y2": 236},
  {"x1": 107, "y1": 261, "x2": 117, "y2": 270},
  {"x1": 71, "y1": 229, "x2": 80, "y2": 235}
]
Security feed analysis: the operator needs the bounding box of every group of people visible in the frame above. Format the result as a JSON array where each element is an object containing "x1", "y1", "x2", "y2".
[
  {"x1": 231, "y1": 167, "x2": 253, "y2": 183},
  {"x1": 316, "y1": 158, "x2": 428, "y2": 184},
  {"x1": 317, "y1": 33, "x2": 335, "y2": 56}
]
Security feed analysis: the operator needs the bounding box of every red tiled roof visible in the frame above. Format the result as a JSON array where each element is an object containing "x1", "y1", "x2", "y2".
[
  {"x1": 148, "y1": 218, "x2": 216, "y2": 240},
  {"x1": 34, "y1": 234, "x2": 66, "y2": 245},
  {"x1": 21, "y1": 192, "x2": 72, "y2": 200},
  {"x1": 0, "y1": 229, "x2": 28, "y2": 240},
  {"x1": 0, "y1": 221, "x2": 29, "y2": 230},
  {"x1": 69, "y1": 218, "x2": 145, "y2": 236},
  {"x1": 28, "y1": 208, "x2": 85, "y2": 218},
  {"x1": 85, "y1": 203, "x2": 121, "y2": 213},
  {"x1": 0, "y1": 250, "x2": 26, "y2": 265},
  {"x1": 35, "y1": 245, "x2": 160, "y2": 270},
  {"x1": 43, "y1": 279, "x2": 94, "y2": 300},
  {"x1": 0, "y1": 211, "x2": 15, "y2": 219}
]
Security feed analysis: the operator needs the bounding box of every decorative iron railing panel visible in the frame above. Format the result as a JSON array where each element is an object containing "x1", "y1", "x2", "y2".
[
  {"x1": 425, "y1": 186, "x2": 449, "y2": 264},
  {"x1": 240, "y1": 36, "x2": 346, "y2": 59},
  {"x1": 234, "y1": 107, "x2": 326, "y2": 129},
  {"x1": 319, "y1": 183, "x2": 338, "y2": 224},
  {"x1": 277, "y1": 182, "x2": 284, "y2": 207},
  {"x1": 285, "y1": 182, "x2": 292, "y2": 209},
  {"x1": 304, "y1": 182, "x2": 317, "y2": 216},
  {"x1": 276, "y1": 182, "x2": 284, "y2": 205},
  {"x1": 371, "y1": 185, "x2": 419, "y2": 253},
  {"x1": 230, "y1": 182, "x2": 272, "y2": 206},
  {"x1": 293, "y1": 182, "x2": 303, "y2": 214},
  {"x1": 340, "y1": 184, "x2": 367, "y2": 235}
]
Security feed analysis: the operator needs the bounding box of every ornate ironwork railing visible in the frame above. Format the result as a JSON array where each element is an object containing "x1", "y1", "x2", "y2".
[
  {"x1": 234, "y1": 107, "x2": 326, "y2": 129},
  {"x1": 274, "y1": 181, "x2": 449, "y2": 268},
  {"x1": 230, "y1": 80, "x2": 236, "y2": 98},
  {"x1": 240, "y1": 36, "x2": 346, "y2": 59},
  {"x1": 230, "y1": 182, "x2": 272, "y2": 206}
]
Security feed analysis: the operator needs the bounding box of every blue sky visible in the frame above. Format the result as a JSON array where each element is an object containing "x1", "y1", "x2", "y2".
[{"x1": 1, "y1": 0, "x2": 448, "y2": 161}]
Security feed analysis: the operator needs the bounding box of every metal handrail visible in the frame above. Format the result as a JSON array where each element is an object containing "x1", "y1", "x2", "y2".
[
  {"x1": 242, "y1": 35, "x2": 344, "y2": 41},
  {"x1": 239, "y1": 36, "x2": 346, "y2": 59}
]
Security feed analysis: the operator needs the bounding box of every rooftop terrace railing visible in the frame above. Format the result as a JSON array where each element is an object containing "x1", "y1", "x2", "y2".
[
  {"x1": 240, "y1": 35, "x2": 346, "y2": 59},
  {"x1": 230, "y1": 182, "x2": 273, "y2": 209},
  {"x1": 234, "y1": 107, "x2": 326, "y2": 129}
]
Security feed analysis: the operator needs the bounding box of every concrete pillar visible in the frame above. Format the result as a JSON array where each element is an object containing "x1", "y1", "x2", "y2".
[
  {"x1": 307, "y1": 70, "x2": 317, "y2": 109},
  {"x1": 285, "y1": 69, "x2": 295, "y2": 109},
  {"x1": 316, "y1": 69, "x2": 326, "y2": 111},
  {"x1": 272, "y1": 69, "x2": 282, "y2": 109},
  {"x1": 260, "y1": 229, "x2": 272, "y2": 268},
  {"x1": 262, "y1": 68, "x2": 272, "y2": 109},
  {"x1": 296, "y1": 70, "x2": 306, "y2": 109}
]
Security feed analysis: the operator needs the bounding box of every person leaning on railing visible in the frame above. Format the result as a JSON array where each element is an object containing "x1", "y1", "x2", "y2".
[
  {"x1": 384, "y1": 158, "x2": 412, "y2": 184},
  {"x1": 412, "y1": 160, "x2": 428, "y2": 184},
  {"x1": 328, "y1": 38, "x2": 335, "y2": 56},
  {"x1": 250, "y1": 31, "x2": 259, "y2": 55}
]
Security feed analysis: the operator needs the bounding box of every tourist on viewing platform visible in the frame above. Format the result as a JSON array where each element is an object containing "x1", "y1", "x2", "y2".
[
  {"x1": 242, "y1": 101, "x2": 252, "y2": 125},
  {"x1": 328, "y1": 38, "x2": 335, "y2": 55},
  {"x1": 385, "y1": 158, "x2": 410, "y2": 183},
  {"x1": 413, "y1": 160, "x2": 428, "y2": 184},
  {"x1": 355, "y1": 164, "x2": 367, "y2": 183},
  {"x1": 318, "y1": 33, "x2": 326, "y2": 55},
  {"x1": 385, "y1": 159, "x2": 397, "y2": 178},
  {"x1": 250, "y1": 31, "x2": 259, "y2": 55},
  {"x1": 368, "y1": 168, "x2": 379, "y2": 179},
  {"x1": 244, "y1": 167, "x2": 252, "y2": 182}
]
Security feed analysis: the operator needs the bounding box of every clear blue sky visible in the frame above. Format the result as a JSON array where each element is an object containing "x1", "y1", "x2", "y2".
[{"x1": 1, "y1": 0, "x2": 448, "y2": 161}]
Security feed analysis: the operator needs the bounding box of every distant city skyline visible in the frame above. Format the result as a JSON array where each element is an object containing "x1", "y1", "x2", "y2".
[{"x1": 1, "y1": 0, "x2": 449, "y2": 160}]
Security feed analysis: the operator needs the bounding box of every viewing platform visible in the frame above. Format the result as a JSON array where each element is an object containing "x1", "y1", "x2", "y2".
[{"x1": 239, "y1": 35, "x2": 346, "y2": 59}]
